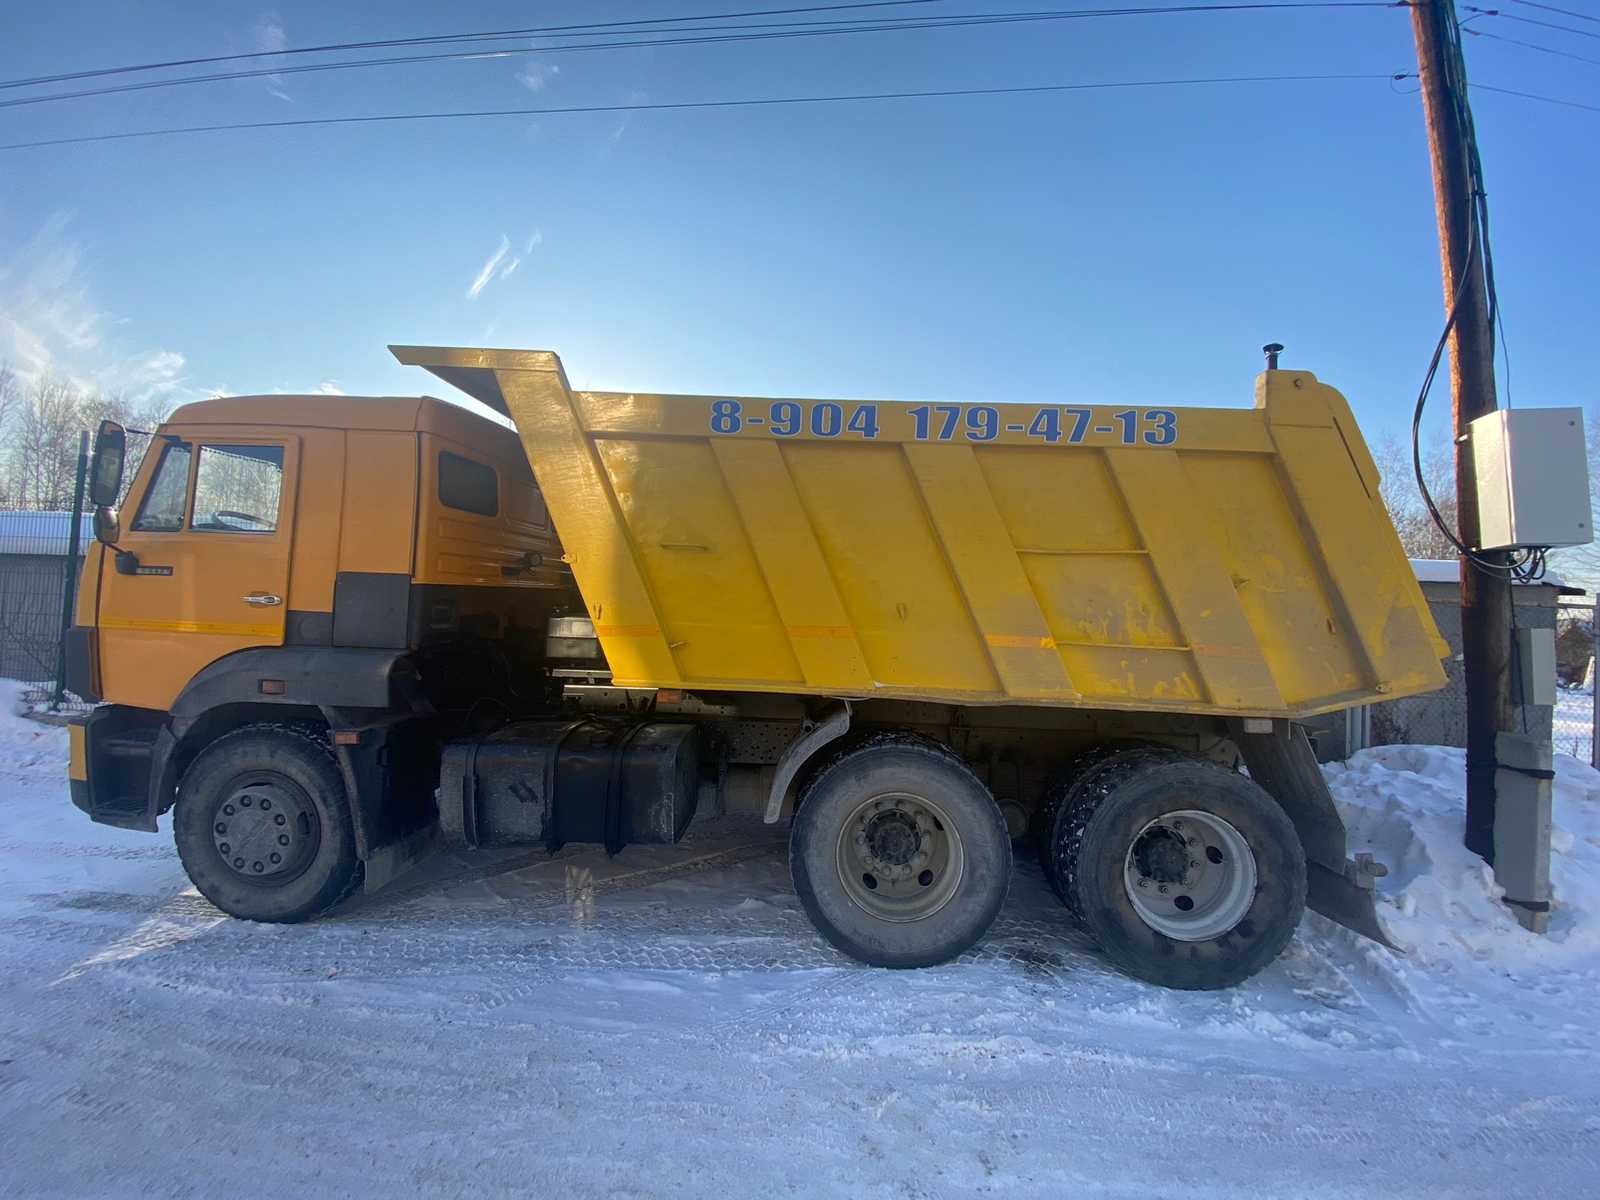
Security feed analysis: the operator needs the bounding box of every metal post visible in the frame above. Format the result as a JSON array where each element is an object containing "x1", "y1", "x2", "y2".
[
  {"x1": 52, "y1": 430, "x2": 90, "y2": 707},
  {"x1": 1592, "y1": 600, "x2": 1598, "y2": 770},
  {"x1": 1410, "y1": 0, "x2": 1514, "y2": 863}
]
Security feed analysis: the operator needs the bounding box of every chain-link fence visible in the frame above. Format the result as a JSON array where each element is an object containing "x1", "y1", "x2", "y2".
[{"x1": 1554, "y1": 598, "x2": 1596, "y2": 765}]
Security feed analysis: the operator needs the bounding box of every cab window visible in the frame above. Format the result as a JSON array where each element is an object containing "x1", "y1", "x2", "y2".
[
  {"x1": 190, "y1": 445, "x2": 284, "y2": 534},
  {"x1": 438, "y1": 451, "x2": 498, "y2": 517},
  {"x1": 129, "y1": 441, "x2": 192, "y2": 532}
]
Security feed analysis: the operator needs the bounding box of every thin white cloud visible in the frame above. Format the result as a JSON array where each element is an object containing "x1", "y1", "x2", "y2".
[
  {"x1": 468, "y1": 232, "x2": 541, "y2": 299},
  {"x1": 468, "y1": 236, "x2": 511, "y2": 299},
  {"x1": 0, "y1": 213, "x2": 190, "y2": 403},
  {"x1": 252, "y1": 12, "x2": 292, "y2": 102},
  {"x1": 518, "y1": 62, "x2": 559, "y2": 93},
  {"x1": 499, "y1": 231, "x2": 542, "y2": 280},
  {"x1": 312, "y1": 381, "x2": 344, "y2": 395}
]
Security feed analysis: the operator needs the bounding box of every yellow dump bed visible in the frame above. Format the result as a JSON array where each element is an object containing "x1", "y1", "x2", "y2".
[{"x1": 395, "y1": 346, "x2": 1449, "y2": 719}]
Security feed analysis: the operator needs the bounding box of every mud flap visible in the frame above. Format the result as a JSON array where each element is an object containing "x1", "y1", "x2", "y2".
[
  {"x1": 1228, "y1": 719, "x2": 1398, "y2": 951},
  {"x1": 1306, "y1": 861, "x2": 1398, "y2": 949}
]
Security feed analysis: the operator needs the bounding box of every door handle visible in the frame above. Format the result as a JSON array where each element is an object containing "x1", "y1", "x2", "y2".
[{"x1": 243, "y1": 594, "x2": 283, "y2": 607}]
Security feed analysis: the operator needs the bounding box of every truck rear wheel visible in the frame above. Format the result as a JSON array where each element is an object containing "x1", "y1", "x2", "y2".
[
  {"x1": 1035, "y1": 741, "x2": 1179, "y2": 901},
  {"x1": 790, "y1": 734, "x2": 1011, "y2": 969},
  {"x1": 1052, "y1": 755, "x2": 1305, "y2": 990},
  {"x1": 173, "y1": 726, "x2": 362, "y2": 923}
]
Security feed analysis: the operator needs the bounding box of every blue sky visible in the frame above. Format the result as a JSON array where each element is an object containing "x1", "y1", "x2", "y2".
[{"x1": 0, "y1": 0, "x2": 1594, "y2": 453}]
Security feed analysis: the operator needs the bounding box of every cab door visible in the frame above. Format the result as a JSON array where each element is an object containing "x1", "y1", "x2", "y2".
[{"x1": 98, "y1": 430, "x2": 300, "y2": 712}]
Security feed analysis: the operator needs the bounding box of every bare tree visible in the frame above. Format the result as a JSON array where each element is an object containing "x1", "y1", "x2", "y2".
[
  {"x1": 1372, "y1": 432, "x2": 1459, "y2": 561},
  {"x1": 0, "y1": 372, "x2": 156, "y2": 511},
  {"x1": 8, "y1": 374, "x2": 81, "y2": 509},
  {"x1": 0, "y1": 360, "x2": 20, "y2": 443},
  {"x1": 1547, "y1": 403, "x2": 1600, "y2": 595}
]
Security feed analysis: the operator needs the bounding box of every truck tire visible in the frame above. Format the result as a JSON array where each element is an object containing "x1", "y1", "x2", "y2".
[
  {"x1": 790, "y1": 733, "x2": 1012, "y2": 969},
  {"x1": 1053, "y1": 754, "x2": 1305, "y2": 990},
  {"x1": 173, "y1": 725, "x2": 362, "y2": 923},
  {"x1": 1034, "y1": 740, "x2": 1179, "y2": 902}
]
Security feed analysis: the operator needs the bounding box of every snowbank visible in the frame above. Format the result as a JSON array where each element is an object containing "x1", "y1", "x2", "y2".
[
  {"x1": 0, "y1": 680, "x2": 68, "y2": 771},
  {"x1": 1323, "y1": 745, "x2": 1600, "y2": 973}
]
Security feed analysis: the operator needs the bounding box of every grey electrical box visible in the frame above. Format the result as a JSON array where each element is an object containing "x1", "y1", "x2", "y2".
[
  {"x1": 1514, "y1": 626, "x2": 1558, "y2": 707},
  {"x1": 1469, "y1": 407, "x2": 1593, "y2": 551}
]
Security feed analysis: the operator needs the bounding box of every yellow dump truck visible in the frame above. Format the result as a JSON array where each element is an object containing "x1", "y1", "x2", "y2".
[{"x1": 66, "y1": 346, "x2": 1448, "y2": 989}]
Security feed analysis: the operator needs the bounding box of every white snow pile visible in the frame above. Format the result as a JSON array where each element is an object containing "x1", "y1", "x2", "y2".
[
  {"x1": 1323, "y1": 744, "x2": 1600, "y2": 974},
  {"x1": 0, "y1": 680, "x2": 67, "y2": 771}
]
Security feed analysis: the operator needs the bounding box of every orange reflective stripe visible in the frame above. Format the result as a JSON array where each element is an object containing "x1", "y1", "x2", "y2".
[
  {"x1": 99, "y1": 617, "x2": 281, "y2": 638},
  {"x1": 985, "y1": 634, "x2": 1058, "y2": 650}
]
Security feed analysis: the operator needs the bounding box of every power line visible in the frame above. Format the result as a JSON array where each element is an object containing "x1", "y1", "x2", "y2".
[
  {"x1": 1506, "y1": 0, "x2": 1600, "y2": 25},
  {"x1": 1466, "y1": 26, "x2": 1600, "y2": 65},
  {"x1": 0, "y1": 4, "x2": 1401, "y2": 112},
  {"x1": 1464, "y1": 6, "x2": 1600, "y2": 40},
  {"x1": 1473, "y1": 79, "x2": 1600, "y2": 108},
  {"x1": 0, "y1": 73, "x2": 1408, "y2": 153},
  {"x1": 0, "y1": 1, "x2": 952, "y2": 91}
]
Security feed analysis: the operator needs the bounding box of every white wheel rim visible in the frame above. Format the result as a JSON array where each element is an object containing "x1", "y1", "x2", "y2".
[
  {"x1": 834, "y1": 792, "x2": 965, "y2": 923},
  {"x1": 1122, "y1": 809, "x2": 1257, "y2": 941}
]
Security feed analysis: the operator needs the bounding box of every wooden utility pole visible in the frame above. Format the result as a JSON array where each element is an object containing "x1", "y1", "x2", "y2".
[{"x1": 1410, "y1": 0, "x2": 1514, "y2": 862}]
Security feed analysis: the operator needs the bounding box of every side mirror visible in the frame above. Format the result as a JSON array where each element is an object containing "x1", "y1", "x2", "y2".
[
  {"x1": 89, "y1": 420, "x2": 127, "y2": 509},
  {"x1": 93, "y1": 505, "x2": 121, "y2": 546}
]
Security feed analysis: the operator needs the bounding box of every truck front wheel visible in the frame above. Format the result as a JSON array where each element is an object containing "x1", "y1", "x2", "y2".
[
  {"x1": 1052, "y1": 755, "x2": 1305, "y2": 990},
  {"x1": 173, "y1": 726, "x2": 362, "y2": 923},
  {"x1": 790, "y1": 734, "x2": 1012, "y2": 968}
]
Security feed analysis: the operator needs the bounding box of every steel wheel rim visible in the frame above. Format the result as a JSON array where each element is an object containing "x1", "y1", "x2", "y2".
[
  {"x1": 834, "y1": 791, "x2": 965, "y2": 923},
  {"x1": 1122, "y1": 809, "x2": 1256, "y2": 941},
  {"x1": 210, "y1": 772, "x2": 321, "y2": 886}
]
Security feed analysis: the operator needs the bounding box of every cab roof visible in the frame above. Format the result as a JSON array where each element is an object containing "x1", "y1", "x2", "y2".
[{"x1": 161, "y1": 394, "x2": 528, "y2": 472}]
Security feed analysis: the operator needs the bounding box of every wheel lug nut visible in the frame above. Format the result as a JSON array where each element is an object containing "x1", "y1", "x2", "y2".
[
  {"x1": 275, "y1": 814, "x2": 286, "y2": 826},
  {"x1": 219, "y1": 843, "x2": 230, "y2": 854},
  {"x1": 215, "y1": 823, "x2": 227, "y2": 834},
  {"x1": 223, "y1": 805, "x2": 235, "y2": 816},
  {"x1": 260, "y1": 799, "x2": 271, "y2": 811},
  {"x1": 270, "y1": 853, "x2": 281, "y2": 864},
  {"x1": 252, "y1": 861, "x2": 264, "y2": 872},
  {"x1": 279, "y1": 834, "x2": 290, "y2": 845},
  {"x1": 241, "y1": 797, "x2": 252, "y2": 807},
  {"x1": 233, "y1": 857, "x2": 245, "y2": 868}
]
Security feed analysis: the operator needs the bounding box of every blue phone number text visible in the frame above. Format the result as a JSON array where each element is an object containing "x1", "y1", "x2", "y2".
[{"x1": 709, "y1": 401, "x2": 1176, "y2": 445}]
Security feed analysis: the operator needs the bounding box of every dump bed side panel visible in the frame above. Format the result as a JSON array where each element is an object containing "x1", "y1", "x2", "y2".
[{"x1": 393, "y1": 348, "x2": 1448, "y2": 718}]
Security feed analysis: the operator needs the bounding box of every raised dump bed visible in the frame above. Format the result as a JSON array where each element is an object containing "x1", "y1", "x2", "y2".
[{"x1": 393, "y1": 345, "x2": 1449, "y2": 717}]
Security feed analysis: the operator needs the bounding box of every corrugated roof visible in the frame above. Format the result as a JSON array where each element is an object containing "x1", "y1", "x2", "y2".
[{"x1": 0, "y1": 511, "x2": 94, "y2": 556}]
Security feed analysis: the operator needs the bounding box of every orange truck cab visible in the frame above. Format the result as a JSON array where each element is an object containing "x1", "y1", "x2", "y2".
[{"x1": 68, "y1": 393, "x2": 575, "y2": 889}]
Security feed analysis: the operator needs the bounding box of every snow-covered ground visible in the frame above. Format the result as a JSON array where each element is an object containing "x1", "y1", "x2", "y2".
[{"x1": 3, "y1": 691, "x2": 1598, "y2": 1198}]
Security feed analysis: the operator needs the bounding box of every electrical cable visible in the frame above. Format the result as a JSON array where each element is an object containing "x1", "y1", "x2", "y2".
[
  {"x1": 0, "y1": 1, "x2": 954, "y2": 91},
  {"x1": 0, "y1": 72, "x2": 1406, "y2": 153},
  {"x1": 1472, "y1": 81, "x2": 1600, "y2": 109},
  {"x1": 0, "y1": 4, "x2": 1403, "y2": 112},
  {"x1": 1507, "y1": 0, "x2": 1600, "y2": 22},
  {"x1": 1465, "y1": 26, "x2": 1600, "y2": 67},
  {"x1": 1464, "y1": 6, "x2": 1600, "y2": 41}
]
